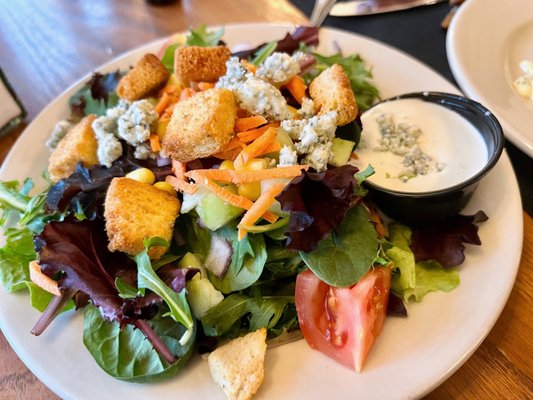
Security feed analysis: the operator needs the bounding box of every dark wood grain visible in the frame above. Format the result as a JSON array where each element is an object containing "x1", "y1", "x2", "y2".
[{"x1": 0, "y1": 1, "x2": 531, "y2": 399}]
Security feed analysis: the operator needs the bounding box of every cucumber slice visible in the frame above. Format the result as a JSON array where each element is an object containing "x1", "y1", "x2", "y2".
[{"x1": 329, "y1": 137, "x2": 356, "y2": 167}]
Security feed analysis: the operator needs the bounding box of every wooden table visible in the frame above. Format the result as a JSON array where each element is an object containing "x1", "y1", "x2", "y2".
[{"x1": 0, "y1": 1, "x2": 531, "y2": 399}]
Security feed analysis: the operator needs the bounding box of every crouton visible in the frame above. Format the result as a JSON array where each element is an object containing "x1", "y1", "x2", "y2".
[
  {"x1": 48, "y1": 115, "x2": 99, "y2": 182},
  {"x1": 162, "y1": 88, "x2": 237, "y2": 162},
  {"x1": 309, "y1": 64, "x2": 358, "y2": 126},
  {"x1": 174, "y1": 46, "x2": 231, "y2": 84},
  {"x1": 117, "y1": 53, "x2": 169, "y2": 101},
  {"x1": 104, "y1": 177, "x2": 180, "y2": 259},
  {"x1": 208, "y1": 328, "x2": 267, "y2": 400}
]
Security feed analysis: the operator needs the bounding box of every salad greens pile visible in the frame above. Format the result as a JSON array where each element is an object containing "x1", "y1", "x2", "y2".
[{"x1": 0, "y1": 25, "x2": 488, "y2": 383}]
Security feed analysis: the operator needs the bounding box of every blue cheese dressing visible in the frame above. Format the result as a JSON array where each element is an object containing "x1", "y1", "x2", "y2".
[{"x1": 354, "y1": 98, "x2": 488, "y2": 192}]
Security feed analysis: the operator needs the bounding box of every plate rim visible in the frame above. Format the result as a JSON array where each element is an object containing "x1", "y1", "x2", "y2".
[
  {"x1": 0, "y1": 22, "x2": 524, "y2": 400},
  {"x1": 446, "y1": 0, "x2": 533, "y2": 157}
]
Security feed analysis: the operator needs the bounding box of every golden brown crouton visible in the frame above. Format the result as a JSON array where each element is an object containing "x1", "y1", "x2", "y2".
[
  {"x1": 174, "y1": 46, "x2": 231, "y2": 84},
  {"x1": 104, "y1": 177, "x2": 180, "y2": 259},
  {"x1": 309, "y1": 64, "x2": 358, "y2": 126},
  {"x1": 208, "y1": 328, "x2": 267, "y2": 400},
  {"x1": 117, "y1": 53, "x2": 169, "y2": 101},
  {"x1": 48, "y1": 115, "x2": 99, "y2": 182},
  {"x1": 162, "y1": 88, "x2": 237, "y2": 162}
]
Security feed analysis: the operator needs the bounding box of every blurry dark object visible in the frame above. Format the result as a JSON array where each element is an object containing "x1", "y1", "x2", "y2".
[
  {"x1": 330, "y1": 0, "x2": 447, "y2": 17},
  {"x1": 0, "y1": 68, "x2": 26, "y2": 137},
  {"x1": 145, "y1": 0, "x2": 176, "y2": 5}
]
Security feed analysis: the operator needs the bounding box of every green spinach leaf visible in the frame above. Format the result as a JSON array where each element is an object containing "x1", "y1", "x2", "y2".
[
  {"x1": 300, "y1": 204, "x2": 378, "y2": 287},
  {"x1": 83, "y1": 305, "x2": 195, "y2": 382}
]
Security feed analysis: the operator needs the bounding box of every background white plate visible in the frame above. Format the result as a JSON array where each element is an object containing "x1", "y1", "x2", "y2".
[
  {"x1": 0, "y1": 24, "x2": 523, "y2": 400},
  {"x1": 446, "y1": 0, "x2": 533, "y2": 157}
]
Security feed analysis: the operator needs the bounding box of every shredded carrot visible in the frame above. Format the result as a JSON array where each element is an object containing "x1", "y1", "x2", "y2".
[
  {"x1": 241, "y1": 59, "x2": 257, "y2": 74},
  {"x1": 165, "y1": 175, "x2": 198, "y2": 195},
  {"x1": 150, "y1": 134, "x2": 161, "y2": 152},
  {"x1": 197, "y1": 82, "x2": 215, "y2": 91},
  {"x1": 171, "y1": 159, "x2": 187, "y2": 180},
  {"x1": 284, "y1": 75, "x2": 307, "y2": 104},
  {"x1": 29, "y1": 261, "x2": 61, "y2": 296},
  {"x1": 180, "y1": 87, "x2": 196, "y2": 101},
  {"x1": 155, "y1": 91, "x2": 171, "y2": 115},
  {"x1": 212, "y1": 147, "x2": 242, "y2": 161},
  {"x1": 261, "y1": 141, "x2": 281, "y2": 155},
  {"x1": 164, "y1": 84, "x2": 179, "y2": 94},
  {"x1": 234, "y1": 127, "x2": 277, "y2": 170},
  {"x1": 236, "y1": 122, "x2": 280, "y2": 143},
  {"x1": 199, "y1": 177, "x2": 278, "y2": 223},
  {"x1": 234, "y1": 115, "x2": 268, "y2": 133},
  {"x1": 367, "y1": 202, "x2": 387, "y2": 238},
  {"x1": 238, "y1": 182, "x2": 287, "y2": 240},
  {"x1": 225, "y1": 138, "x2": 247, "y2": 151},
  {"x1": 187, "y1": 164, "x2": 308, "y2": 184}
]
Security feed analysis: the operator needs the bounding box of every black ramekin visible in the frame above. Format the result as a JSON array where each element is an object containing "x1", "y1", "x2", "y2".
[{"x1": 362, "y1": 92, "x2": 504, "y2": 226}]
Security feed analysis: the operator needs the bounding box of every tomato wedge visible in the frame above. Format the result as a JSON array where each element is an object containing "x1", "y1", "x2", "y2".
[{"x1": 295, "y1": 267, "x2": 391, "y2": 372}]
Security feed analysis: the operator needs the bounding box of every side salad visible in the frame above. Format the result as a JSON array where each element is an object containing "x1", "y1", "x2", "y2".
[{"x1": 0, "y1": 25, "x2": 487, "y2": 394}]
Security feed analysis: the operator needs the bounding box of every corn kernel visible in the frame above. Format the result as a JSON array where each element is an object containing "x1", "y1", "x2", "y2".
[
  {"x1": 244, "y1": 158, "x2": 268, "y2": 171},
  {"x1": 219, "y1": 160, "x2": 235, "y2": 170},
  {"x1": 156, "y1": 118, "x2": 170, "y2": 138},
  {"x1": 153, "y1": 181, "x2": 177, "y2": 195},
  {"x1": 238, "y1": 182, "x2": 261, "y2": 201},
  {"x1": 126, "y1": 168, "x2": 156, "y2": 185},
  {"x1": 287, "y1": 105, "x2": 298, "y2": 118}
]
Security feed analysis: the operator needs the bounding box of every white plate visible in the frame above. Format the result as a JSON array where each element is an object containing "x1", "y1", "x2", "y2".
[
  {"x1": 446, "y1": 0, "x2": 533, "y2": 157},
  {"x1": 0, "y1": 24, "x2": 523, "y2": 400}
]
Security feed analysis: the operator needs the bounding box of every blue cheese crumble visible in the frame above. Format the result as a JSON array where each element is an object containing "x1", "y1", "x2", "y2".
[
  {"x1": 117, "y1": 99, "x2": 158, "y2": 146},
  {"x1": 280, "y1": 111, "x2": 337, "y2": 171},
  {"x1": 91, "y1": 99, "x2": 157, "y2": 167},
  {"x1": 298, "y1": 97, "x2": 315, "y2": 119},
  {"x1": 278, "y1": 145, "x2": 298, "y2": 167},
  {"x1": 46, "y1": 120, "x2": 73, "y2": 149},
  {"x1": 256, "y1": 52, "x2": 304, "y2": 86},
  {"x1": 217, "y1": 57, "x2": 292, "y2": 121},
  {"x1": 374, "y1": 112, "x2": 445, "y2": 181}
]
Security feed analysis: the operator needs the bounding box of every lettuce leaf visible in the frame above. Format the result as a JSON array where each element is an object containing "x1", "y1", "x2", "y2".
[
  {"x1": 0, "y1": 227, "x2": 36, "y2": 292},
  {"x1": 232, "y1": 26, "x2": 319, "y2": 59},
  {"x1": 305, "y1": 52, "x2": 379, "y2": 112},
  {"x1": 410, "y1": 211, "x2": 488, "y2": 268},
  {"x1": 185, "y1": 24, "x2": 224, "y2": 47},
  {"x1": 386, "y1": 223, "x2": 459, "y2": 302},
  {"x1": 300, "y1": 204, "x2": 378, "y2": 287},
  {"x1": 135, "y1": 237, "x2": 194, "y2": 338},
  {"x1": 83, "y1": 304, "x2": 196, "y2": 382},
  {"x1": 69, "y1": 71, "x2": 121, "y2": 120},
  {"x1": 201, "y1": 293, "x2": 295, "y2": 337},
  {"x1": 277, "y1": 164, "x2": 360, "y2": 253}
]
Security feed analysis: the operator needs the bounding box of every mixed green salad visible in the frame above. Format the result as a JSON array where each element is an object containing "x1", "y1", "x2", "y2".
[{"x1": 0, "y1": 25, "x2": 487, "y2": 384}]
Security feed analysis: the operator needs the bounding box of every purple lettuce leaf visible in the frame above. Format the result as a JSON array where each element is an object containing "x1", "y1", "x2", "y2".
[
  {"x1": 232, "y1": 26, "x2": 319, "y2": 59},
  {"x1": 387, "y1": 292, "x2": 407, "y2": 317},
  {"x1": 35, "y1": 218, "x2": 136, "y2": 323},
  {"x1": 276, "y1": 165, "x2": 359, "y2": 252},
  {"x1": 410, "y1": 211, "x2": 489, "y2": 268}
]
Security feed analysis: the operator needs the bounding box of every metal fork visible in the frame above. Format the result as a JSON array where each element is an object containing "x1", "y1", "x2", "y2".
[{"x1": 309, "y1": 0, "x2": 337, "y2": 26}]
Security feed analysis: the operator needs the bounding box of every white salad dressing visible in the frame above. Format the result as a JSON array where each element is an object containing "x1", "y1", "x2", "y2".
[{"x1": 354, "y1": 98, "x2": 488, "y2": 192}]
